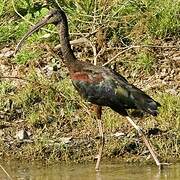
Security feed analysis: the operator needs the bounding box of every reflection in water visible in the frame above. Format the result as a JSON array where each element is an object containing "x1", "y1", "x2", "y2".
[{"x1": 0, "y1": 161, "x2": 180, "y2": 180}]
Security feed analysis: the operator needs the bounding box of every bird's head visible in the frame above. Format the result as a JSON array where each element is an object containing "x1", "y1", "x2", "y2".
[
  {"x1": 43, "y1": 8, "x2": 64, "y2": 25},
  {"x1": 14, "y1": 8, "x2": 65, "y2": 54}
]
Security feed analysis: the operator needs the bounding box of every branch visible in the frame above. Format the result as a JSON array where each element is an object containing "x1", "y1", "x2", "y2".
[
  {"x1": 103, "y1": 46, "x2": 134, "y2": 66},
  {"x1": 54, "y1": 27, "x2": 102, "y2": 50},
  {"x1": 102, "y1": 44, "x2": 179, "y2": 66},
  {"x1": 0, "y1": 76, "x2": 31, "y2": 82},
  {"x1": 0, "y1": 164, "x2": 13, "y2": 180}
]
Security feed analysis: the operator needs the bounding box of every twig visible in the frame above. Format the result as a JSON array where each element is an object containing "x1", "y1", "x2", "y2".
[
  {"x1": 0, "y1": 164, "x2": 13, "y2": 180},
  {"x1": 103, "y1": 46, "x2": 134, "y2": 66},
  {"x1": 102, "y1": 44, "x2": 179, "y2": 66},
  {"x1": 0, "y1": 76, "x2": 31, "y2": 82},
  {"x1": 55, "y1": 38, "x2": 89, "y2": 50},
  {"x1": 128, "y1": 45, "x2": 180, "y2": 49},
  {"x1": 106, "y1": 45, "x2": 180, "y2": 51}
]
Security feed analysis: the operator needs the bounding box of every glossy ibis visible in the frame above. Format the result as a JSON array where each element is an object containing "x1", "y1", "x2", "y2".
[{"x1": 15, "y1": 7, "x2": 167, "y2": 170}]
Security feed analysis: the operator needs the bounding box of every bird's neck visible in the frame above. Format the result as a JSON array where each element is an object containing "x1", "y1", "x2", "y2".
[{"x1": 57, "y1": 17, "x2": 77, "y2": 68}]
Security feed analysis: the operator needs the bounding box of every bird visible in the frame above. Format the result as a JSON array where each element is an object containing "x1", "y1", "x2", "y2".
[{"x1": 15, "y1": 7, "x2": 167, "y2": 170}]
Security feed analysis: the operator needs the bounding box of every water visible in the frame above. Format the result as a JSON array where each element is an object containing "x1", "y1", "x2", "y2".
[{"x1": 0, "y1": 161, "x2": 179, "y2": 180}]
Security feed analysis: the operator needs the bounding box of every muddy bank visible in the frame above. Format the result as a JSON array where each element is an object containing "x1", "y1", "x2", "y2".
[{"x1": 0, "y1": 117, "x2": 179, "y2": 164}]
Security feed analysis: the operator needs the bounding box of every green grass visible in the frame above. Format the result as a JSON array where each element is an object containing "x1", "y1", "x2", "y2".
[
  {"x1": 15, "y1": 49, "x2": 42, "y2": 64},
  {"x1": 1, "y1": 0, "x2": 179, "y2": 45},
  {"x1": 148, "y1": 0, "x2": 180, "y2": 37},
  {"x1": 0, "y1": 81, "x2": 14, "y2": 110},
  {"x1": 59, "y1": 0, "x2": 179, "y2": 40},
  {"x1": 135, "y1": 51, "x2": 155, "y2": 73},
  {"x1": 157, "y1": 93, "x2": 180, "y2": 130}
]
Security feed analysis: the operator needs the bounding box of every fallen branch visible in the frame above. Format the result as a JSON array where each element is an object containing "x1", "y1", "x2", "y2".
[
  {"x1": 55, "y1": 27, "x2": 103, "y2": 50},
  {"x1": 0, "y1": 164, "x2": 13, "y2": 180},
  {"x1": 55, "y1": 38, "x2": 89, "y2": 50},
  {"x1": 103, "y1": 44, "x2": 179, "y2": 66},
  {"x1": 107, "y1": 45, "x2": 180, "y2": 50},
  {"x1": 0, "y1": 76, "x2": 31, "y2": 82},
  {"x1": 103, "y1": 46, "x2": 134, "y2": 66}
]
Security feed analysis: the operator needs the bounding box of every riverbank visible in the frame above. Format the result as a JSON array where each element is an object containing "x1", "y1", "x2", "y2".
[{"x1": 0, "y1": 0, "x2": 179, "y2": 164}]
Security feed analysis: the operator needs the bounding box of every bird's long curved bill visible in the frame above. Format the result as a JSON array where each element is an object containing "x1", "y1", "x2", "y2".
[{"x1": 14, "y1": 16, "x2": 50, "y2": 54}]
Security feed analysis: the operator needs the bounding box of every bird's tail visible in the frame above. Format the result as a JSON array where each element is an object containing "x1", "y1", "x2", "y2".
[{"x1": 130, "y1": 86, "x2": 161, "y2": 116}]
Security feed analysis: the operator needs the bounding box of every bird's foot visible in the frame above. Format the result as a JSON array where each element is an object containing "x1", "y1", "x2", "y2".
[
  {"x1": 94, "y1": 155, "x2": 101, "y2": 171},
  {"x1": 158, "y1": 162, "x2": 171, "y2": 170},
  {"x1": 94, "y1": 154, "x2": 100, "y2": 160}
]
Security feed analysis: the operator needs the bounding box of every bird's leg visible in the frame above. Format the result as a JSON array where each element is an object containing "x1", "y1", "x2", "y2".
[
  {"x1": 95, "y1": 105, "x2": 104, "y2": 171},
  {"x1": 125, "y1": 116, "x2": 168, "y2": 170}
]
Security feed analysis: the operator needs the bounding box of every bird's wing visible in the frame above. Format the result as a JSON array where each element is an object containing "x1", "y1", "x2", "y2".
[
  {"x1": 114, "y1": 72, "x2": 161, "y2": 116},
  {"x1": 71, "y1": 66, "x2": 160, "y2": 116}
]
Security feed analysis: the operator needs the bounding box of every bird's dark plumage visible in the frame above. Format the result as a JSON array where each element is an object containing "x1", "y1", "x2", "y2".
[{"x1": 69, "y1": 61, "x2": 160, "y2": 117}]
